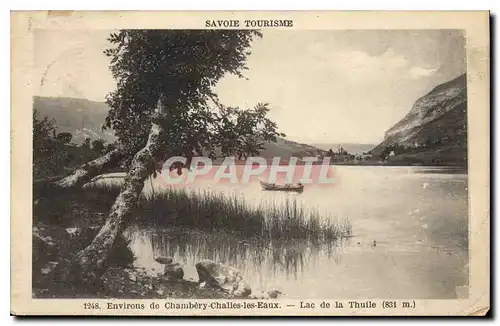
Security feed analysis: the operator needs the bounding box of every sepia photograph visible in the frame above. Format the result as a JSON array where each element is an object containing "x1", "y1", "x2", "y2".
[{"x1": 11, "y1": 11, "x2": 490, "y2": 316}]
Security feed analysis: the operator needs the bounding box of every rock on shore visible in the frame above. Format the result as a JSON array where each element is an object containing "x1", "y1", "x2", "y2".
[
  {"x1": 195, "y1": 259, "x2": 252, "y2": 297},
  {"x1": 155, "y1": 256, "x2": 184, "y2": 281}
]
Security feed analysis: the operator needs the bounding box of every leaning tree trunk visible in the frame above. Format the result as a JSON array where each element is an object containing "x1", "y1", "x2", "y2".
[
  {"x1": 75, "y1": 96, "x2": 168, "y2": 283},
  {"x1": 33, "y1": 149, "x2": 124, "y2": 200},
  {"x1": 55, "y1": 148, "x2": 124, "y2": 188}
]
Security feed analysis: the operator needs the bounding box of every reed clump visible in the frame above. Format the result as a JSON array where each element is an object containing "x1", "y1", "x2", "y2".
[{"x1": 81, "y1": 183, "x2": 352, "y2": 241}]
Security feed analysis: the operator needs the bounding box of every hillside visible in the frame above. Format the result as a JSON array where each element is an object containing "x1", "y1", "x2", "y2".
[
  {"x1": 33, "y1": 96, "x2": 116, "y2": 145},
  {"x1": 372, "y1": 74, "x2": 467, "y2": 166},
  {"x1": 262, "y1": 137, "x2": 325, "y2": 158},
  {"x1": 33, "y1": 96, "x2": 325, "y2": 159}
]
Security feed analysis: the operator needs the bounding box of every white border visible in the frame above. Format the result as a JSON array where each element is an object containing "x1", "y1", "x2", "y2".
[{"x1": 5, "y1": 2, "x2": 496, "y2": 325}]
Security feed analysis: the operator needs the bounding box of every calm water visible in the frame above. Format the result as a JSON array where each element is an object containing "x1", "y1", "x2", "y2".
[{"x1": 114, "y1": 166, "x2": 468, "y2": 299}]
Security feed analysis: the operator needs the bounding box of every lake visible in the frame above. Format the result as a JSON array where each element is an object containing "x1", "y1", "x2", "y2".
[{"x1": 114, "y1": 165, "x2": 468, "y2": 299}]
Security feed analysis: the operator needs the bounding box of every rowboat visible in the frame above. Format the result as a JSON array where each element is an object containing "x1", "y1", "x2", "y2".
[{"x1": 260, "y1": 181, "x2": 304, "y2": 192}]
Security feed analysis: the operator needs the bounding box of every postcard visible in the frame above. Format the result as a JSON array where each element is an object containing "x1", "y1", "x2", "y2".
[{"x1": 11, "y1": 10, "x2": 490, "y2": 316}]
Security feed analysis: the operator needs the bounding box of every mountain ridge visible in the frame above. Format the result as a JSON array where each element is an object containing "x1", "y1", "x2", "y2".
[{"x1": 33, "y1": 96, "x2": 327, "y2": 159}]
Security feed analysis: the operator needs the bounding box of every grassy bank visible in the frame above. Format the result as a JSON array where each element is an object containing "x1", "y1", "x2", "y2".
[{"x1": 80, "y1": 182, "x2": 352, "y2": 241}]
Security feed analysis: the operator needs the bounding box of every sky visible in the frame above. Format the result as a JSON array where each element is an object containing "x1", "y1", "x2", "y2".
[{"x1": 34, "y1": 29, "x2": 466, "y2": 144}]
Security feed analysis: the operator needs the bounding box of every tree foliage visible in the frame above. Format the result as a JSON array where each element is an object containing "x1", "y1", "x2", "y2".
[
  {"x1": 56, "y1": 132, "x2": 73, "y2": 144},
  {"x1": 33, "y1": 110, "x2": 56, "y2": 156},
  {"x1": 102, "y1": 30, "x2": 283, "y2": 169},
  {"x1": 33, "y1": 111, "x2": 108, "y2": 179},
  {"x1": 33, "y1": 110, "x2": 71, "y2": 178},
  {"x1": 216, "y1": 102, "x2": 285, "y2": 159},
  {"x1": 92, "y1": 139, "x2": 106, "y2": 153}
]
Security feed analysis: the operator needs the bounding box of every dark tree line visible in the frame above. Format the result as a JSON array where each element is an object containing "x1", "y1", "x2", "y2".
[{"x1": 33, "y1": 110, "x2": 110, "y2": 179}]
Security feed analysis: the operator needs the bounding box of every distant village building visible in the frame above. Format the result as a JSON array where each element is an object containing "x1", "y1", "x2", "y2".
[{"x1": 361, "y1": 153, "x2": 372, "y2": 160}]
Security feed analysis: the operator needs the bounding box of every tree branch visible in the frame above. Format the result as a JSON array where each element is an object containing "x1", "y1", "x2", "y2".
[{"x1": 54, "y1": 149, "x2": 124, "y2": 189}]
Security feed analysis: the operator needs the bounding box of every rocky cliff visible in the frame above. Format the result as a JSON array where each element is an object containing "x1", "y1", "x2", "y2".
[{"x1": 373, "y1": 74, "x2": 467, "y2": 166}]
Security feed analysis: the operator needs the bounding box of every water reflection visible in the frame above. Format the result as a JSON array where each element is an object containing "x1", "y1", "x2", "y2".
[{"x1": 125, "y1": 226, "x2": 346, "y2": 291}]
